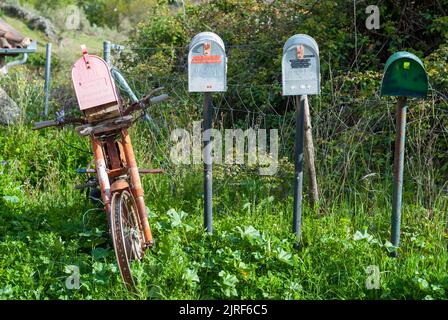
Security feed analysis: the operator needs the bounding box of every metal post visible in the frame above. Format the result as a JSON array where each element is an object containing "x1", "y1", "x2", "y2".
[
  {"x1": 203, "y1": 92, "x2": 213, "y2": 234},
  {"x1": 105, "y1": 41, "x2": 157, "y2": 130},
  {"x1": 111, "y1": 68, "x2": 138, "y2": 102},
  {"x1": 44, "y1": 43, "x2": 52, "y2": 118},
  {"x1": 293, "y1": 95, "x2": 305, "y2": 245},
  {"x1": 103, "y1": 40, "x2": 111, "y2": 65},
  {"x1": 391, "y1": 96, "x2": 407, "y2": 253}
]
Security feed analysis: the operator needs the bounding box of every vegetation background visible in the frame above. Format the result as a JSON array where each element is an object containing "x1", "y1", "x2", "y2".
[{"x1": 0, "y1": 0, "x2": 447, "y2": 299}]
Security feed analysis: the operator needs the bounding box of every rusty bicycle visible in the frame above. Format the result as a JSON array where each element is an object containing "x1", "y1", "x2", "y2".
[{"x1": 33, "y1": 46, "x2": 168, "y2": 289}]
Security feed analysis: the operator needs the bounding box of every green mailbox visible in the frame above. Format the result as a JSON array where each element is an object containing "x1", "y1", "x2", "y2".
[
  {"x1": 380, "y1": 51, "x2": 429, "y2": 256},
  {"x1": 381, "y1": 51, "x2": 428, "y2": 98}
]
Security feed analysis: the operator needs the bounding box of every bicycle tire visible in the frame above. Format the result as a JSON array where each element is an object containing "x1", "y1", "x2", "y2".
[{"x1": 110, "y1": 189, "x2": 146, "y2": 289}]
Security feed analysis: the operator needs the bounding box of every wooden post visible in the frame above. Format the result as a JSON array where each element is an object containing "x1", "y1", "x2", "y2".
[{"x1": 303, "y1": 96, "x2": 320, "y2": 209}]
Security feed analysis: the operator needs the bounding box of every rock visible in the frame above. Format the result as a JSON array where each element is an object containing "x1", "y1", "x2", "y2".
[{"x1": 0, "y1": 86, "x2": 21, "y2": 125}]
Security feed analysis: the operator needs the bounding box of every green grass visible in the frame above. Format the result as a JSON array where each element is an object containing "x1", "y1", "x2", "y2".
[
  {"x1": 0, "y1": 145, "x2": 447, "y2": 299},
  {"x1": 0, "y1": 63, "x2": 447, "y2": 300}
]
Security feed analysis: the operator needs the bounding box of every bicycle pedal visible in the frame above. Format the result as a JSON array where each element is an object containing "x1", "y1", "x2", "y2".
[{"x1": 145, "y1": 240, "x2": 154, "y2": 249}]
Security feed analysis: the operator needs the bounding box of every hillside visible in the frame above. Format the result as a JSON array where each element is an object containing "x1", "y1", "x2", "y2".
[{"x1": 0, "y1": 4, "x2": 126, "y2": 64}]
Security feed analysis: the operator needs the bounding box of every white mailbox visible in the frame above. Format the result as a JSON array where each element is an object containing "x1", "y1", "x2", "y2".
[
  {"x1": 188, "y1": 32, "x2": 227, "y2": 92},
  {"x1": 282, "y1": 34, "x2": 320, "y2": 96}
]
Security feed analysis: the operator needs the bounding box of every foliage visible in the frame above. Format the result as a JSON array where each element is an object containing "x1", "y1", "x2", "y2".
[{"x1": 0, "y1": 0, "x2": 447, "y2": 300}]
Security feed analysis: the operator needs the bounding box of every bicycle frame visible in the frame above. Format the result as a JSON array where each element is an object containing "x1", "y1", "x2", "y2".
[{"x1": 91, "y1": 128, "x2": 153, "y2": 248}]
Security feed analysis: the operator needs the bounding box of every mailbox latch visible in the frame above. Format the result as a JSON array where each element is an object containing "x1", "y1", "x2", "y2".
[
  {"x1": 81, "y1": 44, "x2": 91, "y2": 69},
  {"x1": 203, "y1": 42, "x2": 211, "y2": 56},
  {"x1": 296, "y1": 45, "x2": 304, "y2": 60}
]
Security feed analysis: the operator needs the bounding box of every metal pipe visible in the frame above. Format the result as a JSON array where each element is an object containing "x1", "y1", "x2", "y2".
[
  {"x1": 91, "y1": 136, "x2": 111, "y2": 212},
  {"x1": 121, "y1": 129, "x2": 153, "y2": 247},
  {"x1": 293, "y1": 95, "x2": 305, "y2": 245},
  {"x1": 105, "y1": 39, "x2": 159, "y2": 132},
  {"x1": 44, "y1": 43, "x2": 52, "y2": 117},
  {"x1": 105, "y1": 39, "x2": 160, "y2": 136},
  {"x1": 103, "y1": 40, "x2": 111, "y2": 65},
  {"x1": 203, "y1": 92, "x2": 213, "y2": 234},
  {"x1": 1, "y1": 52, "x2": 28, "y2": 75},
  {"x1": 111, "y1": 68, "x2": 138, "y2": 102},
  {"x1": 391, "y1": 96, "x2": 407, "y2": 254},
  {"x1": 110, "y1": 67, "x2": 159, "y2": 132}
]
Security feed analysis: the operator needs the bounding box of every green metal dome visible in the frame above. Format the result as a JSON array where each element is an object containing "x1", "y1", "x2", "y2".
[{"x1": 380, "y1": 51, "x2": 428, "y2": 99}]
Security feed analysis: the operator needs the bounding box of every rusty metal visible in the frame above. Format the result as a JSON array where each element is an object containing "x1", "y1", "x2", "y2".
[
  {"x1": 139, "y1": 168, "x2": 164, "y2": 174},
  {"x1": 91, "y1": 136, "x2": 111, "y2": 212},
  {"x1": 105, "y1": 136, "x2": 122, "y2": 170},
  {"x1": 121, "y1": 129, "x2": 153, "y2": 247},
  {"x1": 34, "y1": 47, "x2": 168, "y2": 290},
  {"x1": 76, "y1": 116, "x2": 133, "y2": 136},
  {"x1": 111, "y1": 179, "x2": 129, "y2": 193},
  {"x1": 107, "y1": 168, "x2": 128, "y2": 179},
  {"x1": 78, "y1": 168, "x2": 163, "y2": 175}
]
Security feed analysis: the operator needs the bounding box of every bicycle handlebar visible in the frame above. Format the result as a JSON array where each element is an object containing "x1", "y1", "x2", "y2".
[
  {"x1": 123, "y1": 90, "x2": 169, "y2": 116},
  {"x1": 33, "y1": 120, "x2": 60, "y2": 130},
  {"x1": 33, "y1": 89, "x2": 169, "y2": 130},
  {"x1": 33, "y1": 117, "x2": 85, "y2": 131}
]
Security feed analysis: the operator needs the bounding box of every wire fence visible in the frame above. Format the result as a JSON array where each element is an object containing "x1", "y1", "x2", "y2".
[{"x1": 40, "y1": 41, "x2": 448, "y2": 209}]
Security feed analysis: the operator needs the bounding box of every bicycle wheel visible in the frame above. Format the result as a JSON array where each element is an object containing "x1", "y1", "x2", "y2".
[{"x1": 110, "y1": 189, "x2": 146, "y2": 289}]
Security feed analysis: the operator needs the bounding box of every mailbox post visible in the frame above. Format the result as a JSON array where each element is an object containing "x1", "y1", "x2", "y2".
[
  {"x1": 380, "y1": 51, "x2": 428, "y2": 255},
  {"x1": 188, "y1": 32, "x2": 227, "y2": 234},
  {"x1": 282, "y1": 34, "x2": 320, "y2": 246}
]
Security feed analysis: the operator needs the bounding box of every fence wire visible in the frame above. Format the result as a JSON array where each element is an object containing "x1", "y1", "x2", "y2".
[{"x1": 42, "y1": 43, "x2": 448, "y2": 209}]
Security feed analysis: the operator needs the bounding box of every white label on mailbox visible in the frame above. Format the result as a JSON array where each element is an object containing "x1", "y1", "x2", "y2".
[
  {"x1": 282, "y1": 45, "x2": 319, "y2": 96},
  {"x1": 188, "y1": 42, "x2": 226, "y2": 92}
]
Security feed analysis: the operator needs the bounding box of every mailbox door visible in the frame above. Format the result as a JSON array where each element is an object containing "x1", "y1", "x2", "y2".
[
  {"x1": 282, "y1": 44, "x2": 320, "y2": 96},
  {"x1": 72, "y1": 55, "x2": 120, "y2": 110},
  {"x1": 381, "y1": 52, "x2": 428, "y2": 98},
  {"x1": 188, "y1": 35, "x2": 227, "y2": 92},
  {"x1": 282, "y1": 35, "x2": 320, "y2": 96}
]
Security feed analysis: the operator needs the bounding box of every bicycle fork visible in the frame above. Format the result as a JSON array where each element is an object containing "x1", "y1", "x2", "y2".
[
  {"x1": 91, "y1": 137, "x2": 111, "y2": 215},
  {"x1": 91, "y1": 133, "x2": 153, "y2": 248},
  {"x1": 121, "y1": 129, "x2": 154, "y2": 248}
]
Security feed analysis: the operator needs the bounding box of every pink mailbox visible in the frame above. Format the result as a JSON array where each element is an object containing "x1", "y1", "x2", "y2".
[{"x1": 72, "y1": 45, "x2": 122, "y2": 122}]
